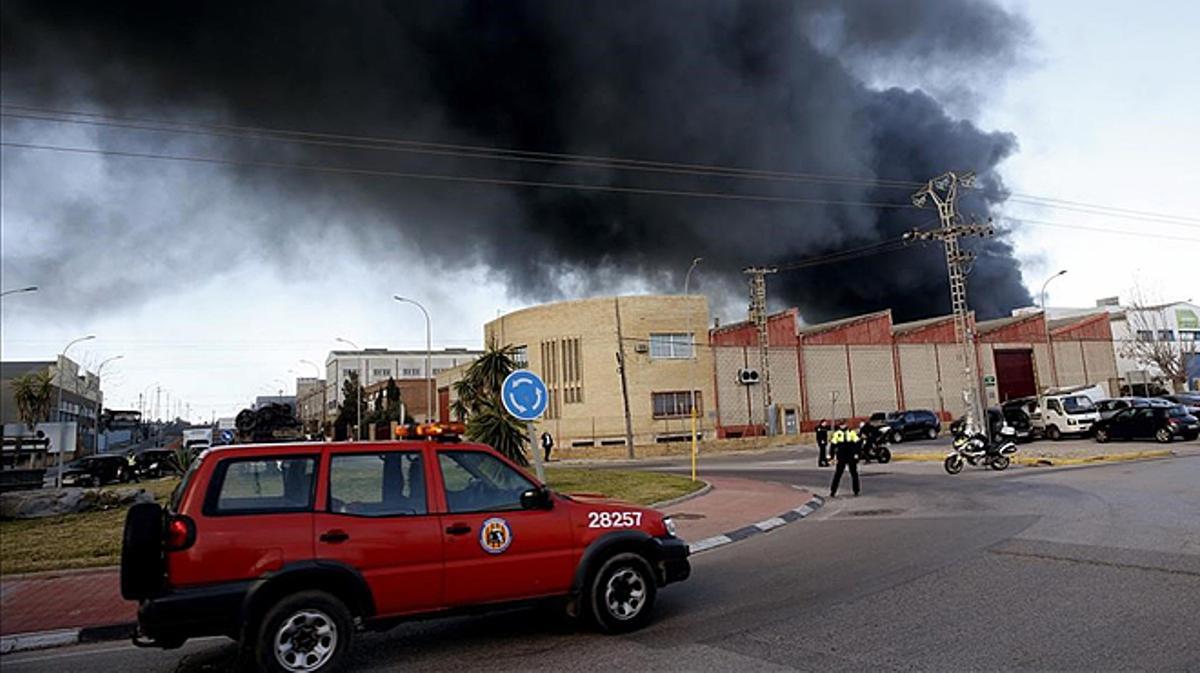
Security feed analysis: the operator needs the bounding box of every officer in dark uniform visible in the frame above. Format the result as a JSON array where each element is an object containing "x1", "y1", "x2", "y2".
[
  {"x1": 540, "y1": 431, "x2": 554, "y2": 462},
  {"x1": 815, "y1": 420, "x2": 832, "y2": 467},
  {"x1": 829, "y1": 421, "x2": 861, "y2": 497}
]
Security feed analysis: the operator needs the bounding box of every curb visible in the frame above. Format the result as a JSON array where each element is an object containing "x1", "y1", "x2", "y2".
[
  {"x1": 892, "y1": 449, "x2": 1173, "y2": 466},
  {"x1": 687, "y1": 493, "x2": 825, "y2": 555},
  {"x1": 0, "y1": 622, "x2": 135, "y2": 655},
  {"x1": 650, "y1": 481, "x2": 712, "y2": 509}
]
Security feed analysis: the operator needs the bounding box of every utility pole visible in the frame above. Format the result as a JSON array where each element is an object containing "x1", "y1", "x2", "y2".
[
  {"x1": 908, "y1": 170, "x2": 994, "y2": 435},
  {"x1": 613, "y1": 298, "x2": 636, "y2": 458},
  {"x1": 744, "y1": 266, "x2": 778, "y2": 435}
]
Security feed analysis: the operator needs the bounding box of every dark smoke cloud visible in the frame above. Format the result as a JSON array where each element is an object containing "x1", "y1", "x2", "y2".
[{"x1": 1, "y1": 0, "x2": 1032, "y2": 323}]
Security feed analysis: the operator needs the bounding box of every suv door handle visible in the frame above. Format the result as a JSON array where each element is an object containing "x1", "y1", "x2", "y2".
[
  {"x1": 319, "y1": 529, "x2": 350, "y2": 544},
  {"x1": 445, "y1": 523, "x2": 471, "y2": 536}
]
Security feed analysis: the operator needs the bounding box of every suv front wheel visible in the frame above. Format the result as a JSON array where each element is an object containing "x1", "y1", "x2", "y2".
[
  {"x1": 589, "y1": 552, "x2": 657, "y2": 634},
  {"x1": 254, "y1": 591, "x2": 353, "y2": 673}
]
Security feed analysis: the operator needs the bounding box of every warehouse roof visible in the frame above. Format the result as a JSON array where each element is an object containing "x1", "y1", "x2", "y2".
[{"x1": 797, "y1": 310, "x2": 891, "y2": 336}]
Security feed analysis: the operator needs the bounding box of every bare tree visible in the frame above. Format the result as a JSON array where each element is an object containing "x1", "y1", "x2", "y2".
[{"x1": 1120, "y1": 287, "x2": 1198, "y2": 392}]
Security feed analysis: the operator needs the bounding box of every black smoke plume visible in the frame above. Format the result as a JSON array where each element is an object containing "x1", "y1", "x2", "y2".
[{"x1": 1, "y1": 0, "x2": 1032, "y2": 323}]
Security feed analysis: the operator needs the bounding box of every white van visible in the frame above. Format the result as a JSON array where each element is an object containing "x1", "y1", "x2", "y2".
[{"x1": 1037, "y1": 387, "x2": 1102, "y2": 440}]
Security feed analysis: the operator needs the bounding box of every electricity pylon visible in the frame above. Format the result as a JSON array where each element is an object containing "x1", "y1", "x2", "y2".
[
  {"x1": 907, "y1": 171, "x2": 994, "y2": 434},
  {"x1": 744, "y1": 266, "x2": 778, "y2": 434}
]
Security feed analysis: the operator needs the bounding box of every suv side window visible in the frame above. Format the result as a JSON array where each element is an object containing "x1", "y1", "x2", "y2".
[
  {"x1": 209, "y1": 456, "x2": 316, "y2": 515},
  {"x1": 329, "y1": 452, "x2": 427, "y2": 516},
  {"x1": 439, "y1": 451, "x2": 534, "y2": 514}
]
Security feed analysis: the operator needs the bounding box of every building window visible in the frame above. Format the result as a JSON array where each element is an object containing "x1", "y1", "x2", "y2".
[
  {"x1": 1158, "y1": 330, "x2": 1175, "y2": 342},
  {"x1": 652, "y1": 391, "x2": 702, "y2": 418},
  {"x1": 562, "y1": 337, "x2": 583, "y2": 404},
  {"x1": 372, "y1": 368, "x2": 391, "y2": 377},
  {"x1": 649, "y1": 333, "x2": 694, "y2": 359},
  {"x1": 401, "y1": 367, "x2": 421, "y2": 377},
  {"x1": 433, "y1": 367, "x2": 447, "y2": 375},
  {"x1": 512, "y1": 345, "x2": 528, "y2": 367},
  {"x1": 1180, "y1": 330, "x2": 1199, "y2": 342},
  {"x1": 1135, "y1": 330, "x2": 1154, "y2": 342}
]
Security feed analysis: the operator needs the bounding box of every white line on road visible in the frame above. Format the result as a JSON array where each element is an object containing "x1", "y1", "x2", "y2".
[{"x1": 754, "y1": 517, "x2": 787, "y2": 531}]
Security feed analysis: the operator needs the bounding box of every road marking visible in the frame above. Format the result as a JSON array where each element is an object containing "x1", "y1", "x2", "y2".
[
  {"x1": 688, "y1": 534, "x2": 733, "y2": 553},
  {"x1": 754, "y1": 516, "x2": 787, "y2": 531}
]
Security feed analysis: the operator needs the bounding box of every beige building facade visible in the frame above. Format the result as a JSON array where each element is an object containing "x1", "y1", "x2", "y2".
[{"x1": 484, "y1": 295, "x2": 714, "y2": 449}]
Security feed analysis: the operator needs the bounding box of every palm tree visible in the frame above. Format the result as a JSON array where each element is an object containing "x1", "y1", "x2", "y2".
[
  {"x1": 455, "y1": 341, "x2": 529, "y2": 465},
  {"x1": 11, "y1": 370, "x2": 54, "y2": 429}
]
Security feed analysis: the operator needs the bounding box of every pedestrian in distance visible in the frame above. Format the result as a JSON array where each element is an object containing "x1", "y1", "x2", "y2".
[
  {"x1": 541, "y1": 431, "x2": 554, "y2": 462},
  {"x1": 829, "y1": 420, "x2": 861, "y2": 497},
  {"x1": 815, "y1": 419, "x2": 832, "y2": 467}
]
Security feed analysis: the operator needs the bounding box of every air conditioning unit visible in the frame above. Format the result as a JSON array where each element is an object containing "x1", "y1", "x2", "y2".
[
  {"x1": 634, "y1": 343, "x2": 649, "y2": 354},
  {"x1": 737, "y1": 368, "x2": 761, "y2": 385}
]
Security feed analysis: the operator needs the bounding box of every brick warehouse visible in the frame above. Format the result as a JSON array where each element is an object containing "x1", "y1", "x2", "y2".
[{"x1": 710, "y1": 308, "x2": 1118, "y2": 436}]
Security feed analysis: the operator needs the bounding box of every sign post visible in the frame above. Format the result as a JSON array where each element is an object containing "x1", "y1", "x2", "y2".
[{"x1": 500, "y1": 370, "x2": 549, "y2": 482}]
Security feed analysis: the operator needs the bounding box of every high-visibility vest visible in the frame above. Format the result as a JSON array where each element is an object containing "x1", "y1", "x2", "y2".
[{"x1": 830, "y1": 429, "x2": 859, "y2": 444}]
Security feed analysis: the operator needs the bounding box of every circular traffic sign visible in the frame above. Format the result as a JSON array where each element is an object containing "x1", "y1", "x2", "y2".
[{"x1": 501, "y1": 370, "x2": 548, "y2": 421}]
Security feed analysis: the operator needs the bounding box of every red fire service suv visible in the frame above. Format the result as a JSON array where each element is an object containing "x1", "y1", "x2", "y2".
[{"x1": 121, "y1": 423, "x2": 690, "y2": 672}]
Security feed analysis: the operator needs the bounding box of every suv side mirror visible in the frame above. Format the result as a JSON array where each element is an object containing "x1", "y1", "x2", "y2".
[{"x1": 520, "y1": 487, "x2": 553, "y2": 510}]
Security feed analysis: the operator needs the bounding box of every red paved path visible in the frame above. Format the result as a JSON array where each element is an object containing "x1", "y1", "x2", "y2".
[{"x1": 1, "y1": 475, "x2": 810, "y2": 637}]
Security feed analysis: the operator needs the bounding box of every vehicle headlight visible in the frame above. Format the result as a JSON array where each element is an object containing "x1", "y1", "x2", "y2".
[{"x1": 663, "y1": 517, "x2": 677, "y2": 537}]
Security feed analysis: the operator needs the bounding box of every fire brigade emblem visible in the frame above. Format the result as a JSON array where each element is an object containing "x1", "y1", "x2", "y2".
[{"x1": 479, "y1": 517, "x2": 513, "y2": 555}]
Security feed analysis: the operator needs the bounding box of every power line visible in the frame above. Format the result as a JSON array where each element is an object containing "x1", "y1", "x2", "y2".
[
  {"x1": 3, "y1": 140, "x2": 1195, "y2": 244},
  {"x1": 6, "y1": 102, "x2": 1195, "y2": 227},
  {"x1": 0, "y1": 104, "x2": 921, "y2": 191},
  {"x1": 0, "y1": 140, "x2": 919, "y2": 210}
]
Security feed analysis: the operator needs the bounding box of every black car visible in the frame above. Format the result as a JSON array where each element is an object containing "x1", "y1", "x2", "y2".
[
  {"x1": 61, "y1": 454, "x2": 132, "y2": 487},
  {"x1": 950, "y1": 407, "x2": 1009, "y2": 441},
  {"x1": 868, "y1": 409, "x2": 941, "y2": 443},
  {"x1": 135, "y1": 449, "x2": 181, "y2": 478},
  {"x1": 1159, "y1": 393, "x2": 1200, "y2": 416},
  {"x1": 1093, "y1": 405, "x2": 1200, "y2": 443},
  {"x1": 1094, "y1": 397, "x2": 1171, "y2": 420}
]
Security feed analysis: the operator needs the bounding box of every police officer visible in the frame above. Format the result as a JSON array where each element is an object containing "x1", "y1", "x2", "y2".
[
  {"x1": 829, "y1": 420, "x2": 861, "y2": 497},
  {"x1": 815, "y1": 419, "x2": 832, "y2": 467},
  {"x1": 540, "y1": 431, "x2": 554, "y2": 462}
]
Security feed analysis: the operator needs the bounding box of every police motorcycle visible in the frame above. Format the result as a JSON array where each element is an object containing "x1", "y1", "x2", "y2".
[
  {"x1": 944, "y1": 407, "x2": 1018, "y2": 475},
  {"x1": 857, "y1": 422, "x2": 893, "y2": 464}
]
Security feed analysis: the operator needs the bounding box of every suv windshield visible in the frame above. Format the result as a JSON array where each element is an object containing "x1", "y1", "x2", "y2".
[
  {"x1": 1168, "y1": 406, "x2": 1189, "y2": 418},
  {"x1": 1062, "y1": 396, "x2": 1095, "y2": 414}
]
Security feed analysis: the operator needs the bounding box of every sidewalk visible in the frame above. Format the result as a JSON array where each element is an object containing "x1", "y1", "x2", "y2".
[
  {"x1": 0, "y1": 475, "x2": 815, "y2": 646},
  {"x1": 0, "y1": 567, "x2": 132, "y2": 637}
]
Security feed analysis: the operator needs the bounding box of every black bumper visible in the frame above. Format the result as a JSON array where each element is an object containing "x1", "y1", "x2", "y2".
[
  {"x1": 651, "y1": 536, "x2": 691, "y2": 585},
  {"x1": 136, "y1": 581, "x2": 251, "y2": 646}
]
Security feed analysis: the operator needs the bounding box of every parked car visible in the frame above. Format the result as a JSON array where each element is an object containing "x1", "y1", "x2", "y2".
[
  {"x1": 1093, "y1": 405, "x2": 1200, "y2": 443},
  {"x1": 61, "y1": 454, "x2": 131, "y2": 487},
  {"x1": 867, "y1": 409, "x2": 941, "y2": 442},
  {"x1": 1158, "y1": 393, "x2": 1200, "y2": 416},
  {"x1": 135, "y1": 449, "x2": 181, "y2": 478},
  {"x1": 123, "y1": 423, "x2": 690, "y2": 671},
  {"x1": 1000, "y1": 397, "x2": 1040, "y2": 440},
  {"x1": 949, "y1": 407, "x2": 1010, "y2": 442},
  {"x1": 1094, "y1": 397, "x2": 1172, "y2": 420},
  {"x1": 1040, "y1": 392, "x2": 1101, "y2": 440}
]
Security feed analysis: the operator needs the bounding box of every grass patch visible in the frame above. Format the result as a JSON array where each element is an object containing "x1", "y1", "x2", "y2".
[
  {"x1": 0, "y1": 478, "x2": 179, "y2": 576},
  {"x1": 1, "y1": 469, "x2": 703, "y2": 576},
  {"x1": 545, "y1": 467, "x2": 703, "y2": 505}
]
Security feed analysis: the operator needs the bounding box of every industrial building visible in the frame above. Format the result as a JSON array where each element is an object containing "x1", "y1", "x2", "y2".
[
  {"x1": 324, "y1": 347, "x2": 482, "y2": 418},
  {"x1": 477, "y1": 295, "x2": 714, "y2": 449},
  {"x1": 710, "y1": 308, "x2": 1119, "y2": 436}
]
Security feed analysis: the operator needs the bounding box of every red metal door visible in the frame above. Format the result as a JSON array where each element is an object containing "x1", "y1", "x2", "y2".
[{"x1": 994, "y1": 349, "x2": 1036, "y2": 402}]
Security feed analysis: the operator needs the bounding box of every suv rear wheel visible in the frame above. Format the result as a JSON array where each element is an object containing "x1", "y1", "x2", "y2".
[
  {"x1": 254, "y1": 591, "x2": 352, "y2": 673},
  {"x1": 589, "y1": 552, "x2": 657, "y2": 634}
]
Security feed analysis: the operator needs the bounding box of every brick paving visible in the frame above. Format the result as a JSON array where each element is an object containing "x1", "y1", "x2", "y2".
[
  {"x1": 664, "y1": 476, "x2": 811, "y2": 542},
  {"x1": 0, "y1": 567, "x2": 133, "y2": 636}
]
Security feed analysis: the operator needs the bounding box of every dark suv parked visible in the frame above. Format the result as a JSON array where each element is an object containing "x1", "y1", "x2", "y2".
[
  {"x1": 1093, "y1": 405, "x2": 1200, "y2": 443},
  {"x1": 868, "y1": 409, "x2": 941, "y2": 442}
]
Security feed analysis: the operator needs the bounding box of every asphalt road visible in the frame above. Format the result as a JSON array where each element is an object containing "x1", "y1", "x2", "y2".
[{"x1": 5, "y1": 448, "x2": 1199, "y2": 672}]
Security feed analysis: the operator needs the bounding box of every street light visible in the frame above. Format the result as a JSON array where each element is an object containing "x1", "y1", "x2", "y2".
[
  {"x1": 0, "y1": 285, "x2": 38, "y2": 298},
  {"x1": 1041, "y1": 269, "x2": 1068, "y2": 388},
  {"x1": 93, "y1": 355, "x2": 123, "y2": 453},
  {"x1": 55, "y1": 334, "x2": 96, "y2": 487},
  {"x1": 683, "y1": 258, "x2": 703, "y2": 482},
  {"x1": 335, "y1": 337, "x2": 364, "y2": 440},
  {"x1": 394, "y1": 296, "x2": 434, "y2": 422}
]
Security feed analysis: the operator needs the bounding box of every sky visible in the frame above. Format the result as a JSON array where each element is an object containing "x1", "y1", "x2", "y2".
[{"x1": 1, "y1": 0, "x2": 1197, "y2": 422}]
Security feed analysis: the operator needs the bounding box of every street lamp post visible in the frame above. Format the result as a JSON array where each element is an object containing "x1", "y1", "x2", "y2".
[
  {"x1": 92, "y1": 355, "x2": 124, "y2": 453},
  {"x1": 299, "y1": 359, "x2": 326, "y2": 437},
  {"x1": 683, "y1": 257, "x2": 703, "y2": 482},
  {"x1": 394, "y1": 296, "x2": 434, "y2": 422},
  {"x1": 1041, "y1": 270, "x2": 1068, "y2": 389},
  {"x1": 336, "y1": 337, "x2": 365, "y2": 440},
  {"x1": 55, "y1": 334, "x2": 96, "y2": 487}
]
